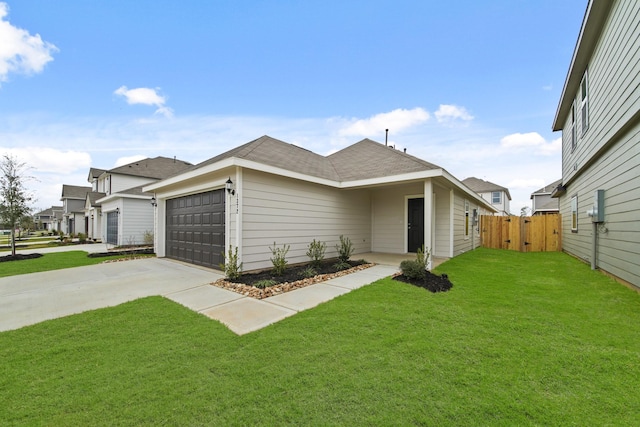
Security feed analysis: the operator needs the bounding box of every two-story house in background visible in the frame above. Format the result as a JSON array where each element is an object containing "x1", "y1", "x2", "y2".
[
  {"x1": 93, "y1": 157, "x2": 192, "y2": 246},
  {"x1": 530, "y1": 179, "x2": 561, "y2": 216},
  {"x1": 552, "y1": 0, "x2": 640, "y2": 288},
  {"x1": 60, "y1": 185, "x2": 92, "y2": 235},
  {"x1": 462, "y1": 177, "x2": 512, "y2": 216}
]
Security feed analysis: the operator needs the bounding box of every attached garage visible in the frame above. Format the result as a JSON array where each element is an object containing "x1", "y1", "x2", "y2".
[
  {"x1": 165, "y1": 189, "x2": 225, "y2": 269},
  {"x1": 106, "y1": 212, "x2": 118, "y2": 245}
]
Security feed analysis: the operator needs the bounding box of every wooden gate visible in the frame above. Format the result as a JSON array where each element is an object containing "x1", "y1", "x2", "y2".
[{"x1": 481, "y1": 214, "x2": 561, "y2": 252}]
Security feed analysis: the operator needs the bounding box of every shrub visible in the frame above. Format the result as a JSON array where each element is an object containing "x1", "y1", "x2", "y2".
[
  {"x1": 269, "y1": 242, "x2": 290, "y2": 276},
  {"x1": 77, "y1": 233, "x2": 87, "y2": 243},
  {"x1": 306, "y1": 239, "x2": 326, "y2": 268},
  {"x1": 299, "y1": 266, "x2": 318, "y2": 279},
  {"x1": 333, "y1": 260, "x2": 352, "y2": 272},
  {"x1": 416, "y1": 245, "x2": 430, "y2": 270},
  {"x1": 220, "y1": 245, "x2": 243, "y2": 281},
  {"x1": 335, "y1": 235, "x2": 354, "y2": 263},
  {"x1": 254, "y1": 279, "x2": 277, "y2": 289},
  {"x1": 400, "y1": 259, "x2": 426, "y2": 281},
  {"x1": 143, "y1": 230, "x2": 154, "y2": 246}
]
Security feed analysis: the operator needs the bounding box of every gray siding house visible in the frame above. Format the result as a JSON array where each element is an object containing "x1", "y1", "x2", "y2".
[
  {"x1": 552, "y1": 0, "x2": 640, "y2": 288},
  {"x1": 531, "y1": 179, "x2": 561, "y2": 216},
  {"x1": 145, "y1": 136, "x2": 496, "y2": 272},
  {"x1": 60, "y1": 185, "x2": 91, "y2": 235}
]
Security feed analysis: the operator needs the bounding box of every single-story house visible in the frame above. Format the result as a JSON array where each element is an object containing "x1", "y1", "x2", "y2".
[{"x1": 144, "y1": 136, "x2": 496, "y2": 271}]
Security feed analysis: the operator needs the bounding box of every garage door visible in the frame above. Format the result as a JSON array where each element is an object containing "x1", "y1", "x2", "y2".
[
  {"x1": 106, "y1": 212, "x2": 118, "y2": 245},
  {"x1": 165, "y1": 190, "x2": 225, "y2": 269}
]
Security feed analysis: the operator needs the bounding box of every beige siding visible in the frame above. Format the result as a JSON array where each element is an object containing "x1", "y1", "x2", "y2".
[
  {"x1": 558, "y1": 0, "x2": 640, "y2": 287},
  {"x1": 453, "y1": 192, "x2": 480, "y2": 256},
  {"x1": 563, "y1": 0, "x2": 640, "y2": 182},
  {"x1": 433, "y1": 185, "x2": 451, "y2": 257},
  {"x1": 560, "y1": 120, "x2": 640, "y2": 285},
  {"x1": 121, "y1": 198, "x2": 154, "y2": 246},
  {"x1": 240, "y1": 170, "x2": 371, "y2": 271}
]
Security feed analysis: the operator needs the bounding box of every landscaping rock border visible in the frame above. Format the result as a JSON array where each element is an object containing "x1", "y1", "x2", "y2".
[{"x1": 212, "y1": 263, "x2": 375, "y2": 299}]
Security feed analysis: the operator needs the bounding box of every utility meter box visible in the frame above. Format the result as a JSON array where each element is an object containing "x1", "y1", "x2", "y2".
[{"x1": 591, "y1": 189, "x2": 605, "y2": 223}]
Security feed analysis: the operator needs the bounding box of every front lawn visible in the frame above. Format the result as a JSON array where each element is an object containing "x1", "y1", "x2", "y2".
[
  {"x1": 1, "y1": 249, "x2": 639, "y2": 425},
  {"x1": 0, "y1": 251, "x2": 155, "y2": 277}
]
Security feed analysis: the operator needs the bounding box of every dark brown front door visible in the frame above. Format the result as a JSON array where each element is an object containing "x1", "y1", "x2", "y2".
[{"x1": 408, "y1": 198, "x2": 424, "y2": 253}]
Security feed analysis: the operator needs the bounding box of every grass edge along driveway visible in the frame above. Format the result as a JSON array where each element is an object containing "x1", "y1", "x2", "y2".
[{"x1": 1, "y1": 248, "x2": 639, "y2": 425}]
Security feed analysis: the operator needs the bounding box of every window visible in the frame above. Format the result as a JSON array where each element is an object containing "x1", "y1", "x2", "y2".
[
  {"x1": 571, "y1": 195, "x2": 578, "y2": 232},
  {"x1": 570, "y1": 103, "x2": 576, "y2": 152},
  {"x1": 491, "y1": 191, "x2": 501, "y2": 204},
  {"x1": 464, "y1": 200, "x2": 470, "y2": 238},
  {"x1": 580, "y1": 71, "x2": 589, "y2": 136}
]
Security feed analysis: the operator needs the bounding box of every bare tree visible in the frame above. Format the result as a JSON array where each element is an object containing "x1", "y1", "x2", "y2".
[{"x1": 0, "y1": 155, "x2": 34, "y2": 256}]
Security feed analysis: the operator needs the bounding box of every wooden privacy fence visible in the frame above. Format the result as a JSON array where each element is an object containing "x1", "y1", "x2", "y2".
[{"x1": 481, "y1": 214, "x2": 562, "y2": 252}]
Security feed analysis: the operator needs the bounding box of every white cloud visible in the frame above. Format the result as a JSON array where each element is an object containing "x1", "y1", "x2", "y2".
[
  {"x1": 0, "y1": 2, "x2": 58, "y2": 83},
  {"x1": 339, "y1": 107, "x2": 430, "y2": 137},
  {"x1": 1, "y1": 146, "x2": 91, "y2": 174},
  {"x1": 500, "y1": 132, "x2": 561, "y2": 155},
  {"x1": 114, "y1": 86, "x2": 174, "y2": 118},
  {"x1": 114, "y1": 154, "x2": 147, "y2": 167},
  {"x1": 434, "y1": 104, "x2": 474, "y2": 124}
]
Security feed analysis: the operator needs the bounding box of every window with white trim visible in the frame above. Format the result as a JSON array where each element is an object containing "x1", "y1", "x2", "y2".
[
  {"x1": 491, "y1": 191, "x2": 501, "y2": 204},
  {"x1": 580, "y1": 71, "x2": 589, "y2": 136},
  {"x1": 571, "y1": 195, "x2": 578, "y2": 232}
]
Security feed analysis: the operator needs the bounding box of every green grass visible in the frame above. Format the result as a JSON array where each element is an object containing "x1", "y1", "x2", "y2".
[
  {"x1": 1, "y1": 249, "x2": 639, "y2": 425},
  {"x1": 0, "y1": 251, "x2": 155, "y2": 277}
]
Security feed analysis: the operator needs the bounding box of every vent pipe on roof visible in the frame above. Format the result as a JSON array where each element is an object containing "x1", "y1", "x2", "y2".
[{"x1": 385, "y1": 129, "x2": 388, "y2": 146}]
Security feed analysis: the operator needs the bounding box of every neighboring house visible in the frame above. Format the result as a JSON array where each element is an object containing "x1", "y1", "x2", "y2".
[
  {"x1": 551, "y1": 0, "x2": 640, "y2": 288},
  {"x1": 84, "y1": 191, "x2": 106, "y2": 241},
  {"x1": 33, "y1": 206, "x2": 63, "y2": 231},
  {"x1": 461, "y1": 177, "x2": 512, "y2": 216},
  {"x1": 531, "y1": 179, "x2": 561, "y2": 216},
  {"x1": 94, "y1": 157, "x2": 192, "y2": 246},
  {"x1": 60, "y1": 185, "x2": 92, "y2": 235},
  {"x1": 144, "y1": 136, "x2": 497, "y2": 272}
]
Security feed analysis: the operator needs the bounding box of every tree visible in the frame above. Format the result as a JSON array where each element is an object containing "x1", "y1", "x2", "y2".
[
  {"x1": 0, "y1": 155, "x2": 34, "y2": 256},
  {"x1": 520, "y1": 206, "x2": 530, "y2": 217}
]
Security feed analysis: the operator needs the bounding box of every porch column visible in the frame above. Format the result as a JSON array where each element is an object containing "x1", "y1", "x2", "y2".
[{"x1": 424, "y1": 179, "x2": 433, "y2": 270}]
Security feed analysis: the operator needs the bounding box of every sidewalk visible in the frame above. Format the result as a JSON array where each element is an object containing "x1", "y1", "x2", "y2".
[{"x1": 165, "y1": 264, "x2": 399, "y2": 335}]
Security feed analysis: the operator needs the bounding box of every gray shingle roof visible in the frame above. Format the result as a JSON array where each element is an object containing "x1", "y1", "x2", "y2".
[
  {"x1": 531, "y1": 179, "x2": 562, "y2": 196},
  {"x1": 462, "y1": 177, "x2": 512, "y2": 200},
  {"x1": 61, "y1": 185, "x2": 92, "y2": 199},
  {"x1": 87, "y1": 192, "x2": 106, "y2": 206},
  {"x1": 328, "y1": 139, "x2": 440, "y2": 181},
  {"x1": 191, "y1": 135, "x2": 442, "y2": 182},
  {"x1": 88, "y1": 168, "x2": 106, "y2": 180},
  {"x1": 108, "y1": 156, "x2": 193, "y2": 179}
]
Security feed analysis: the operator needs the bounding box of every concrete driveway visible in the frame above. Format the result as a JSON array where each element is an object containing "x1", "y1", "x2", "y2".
[{"x1": 0, "y1": 258, "x2": 223, "y2": 332}]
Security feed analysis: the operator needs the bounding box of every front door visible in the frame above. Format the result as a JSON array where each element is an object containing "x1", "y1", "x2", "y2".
[{"x1": 408, "y1": 198, "x2": 424, "y2": 253}]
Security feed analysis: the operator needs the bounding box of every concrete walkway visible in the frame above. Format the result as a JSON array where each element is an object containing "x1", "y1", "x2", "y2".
[
  {"x1": 1, "y1": 251, "x2": 400, "y2": 335},
  {"x1": 167, "y1": 264, "x2": 398, "y2": 335}
]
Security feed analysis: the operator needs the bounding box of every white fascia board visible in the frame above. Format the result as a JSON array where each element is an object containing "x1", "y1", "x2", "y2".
[
  {"x1": 96, "y1": 193, "x2": 151, "y2": 204},
  {"x1": 340, "y1": 169, "x2": 444, "y2": 189}
]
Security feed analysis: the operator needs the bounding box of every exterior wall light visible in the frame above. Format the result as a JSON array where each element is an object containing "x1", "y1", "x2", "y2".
[{"x1": 225, "y1": 177, "x2": 235, "y2": 195}]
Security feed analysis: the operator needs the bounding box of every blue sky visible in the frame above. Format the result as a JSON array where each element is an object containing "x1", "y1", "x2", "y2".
[{"x1": 1, "y1": 0, "x2": 586, "y2": 212}]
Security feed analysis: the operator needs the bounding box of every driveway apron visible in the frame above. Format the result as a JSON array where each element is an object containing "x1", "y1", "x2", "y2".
[{"x1": 0, "y1": 258, "x2": 222, "y2": 332}]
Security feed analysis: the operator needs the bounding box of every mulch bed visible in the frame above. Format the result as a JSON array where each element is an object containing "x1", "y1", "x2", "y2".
[
  {"x1": 0, "y1": 253, "x2": 43, "y2": 262},
  {"x1": 213, "y1": 260, "x2": 375, "y2": 299},
  {"x1": 393, "y1": 271, "x2": 453, "y2": 293}
]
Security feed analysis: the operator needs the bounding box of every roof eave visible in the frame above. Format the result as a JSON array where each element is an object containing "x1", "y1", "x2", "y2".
[{"x1": 552, "y1": 0, "x2": 614, "y2": 131}]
